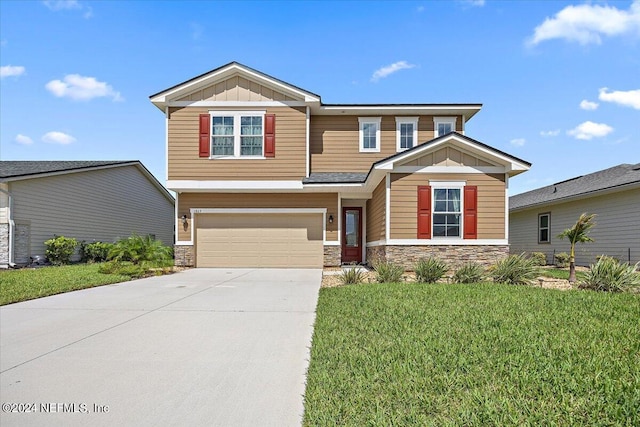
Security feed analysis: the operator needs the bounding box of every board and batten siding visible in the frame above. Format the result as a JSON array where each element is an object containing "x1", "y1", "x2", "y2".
[
  {"x1": 390, "y1": 173, "x2": 506, "y2": 240},
  {"x1": 509, "y1": 187, "x2": 640, "y2": 265},
  {"x1": 168, "y1": 106, "x2": 307, "y2": 180},
  {"x1": 310, "y1": 115, "x2": 463, "y2": 173},
  {"x1": 176, "y1": 75, "x2": 299, "y2": 103},
  {"x1": 9, "y1": 166, "x2": 174, "y2": 260},
  {"x1": 177, "y1": 192, "x2": 339, "y2": 242},
  {"x1": 366, "y1": 179, "x2": 386, "y2": 242}
]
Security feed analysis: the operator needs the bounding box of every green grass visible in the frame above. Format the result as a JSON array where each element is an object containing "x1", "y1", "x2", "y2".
[
  {"x1": 303, "y1": 283, "x2": 640, "y2": 426},
  {"x1": 0, "y1": 264, "x2": 131, "y2": 305},
  {"x1": 539, "y1": 267, "x2": 587, "y2": 281}
]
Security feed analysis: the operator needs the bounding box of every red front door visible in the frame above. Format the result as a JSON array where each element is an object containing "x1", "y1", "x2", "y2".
[{"x1": 341, "y1": 207, "x2": 362, "y2": 264}]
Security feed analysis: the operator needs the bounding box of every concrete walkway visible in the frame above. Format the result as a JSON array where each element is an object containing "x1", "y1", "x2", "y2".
[{"x1": 0, "y1": 268, "x2": 322, "y2": 427}]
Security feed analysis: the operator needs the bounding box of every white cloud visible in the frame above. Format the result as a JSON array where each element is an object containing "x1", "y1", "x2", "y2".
[
  {"x1": 42, "y1": 131, "x2": 76, "y2": 145},
  {"x1": 579, "y1": 99, "x2": 599, "y2": 110},
  {"x1": 567, "y1": 121, "x2": 613, "y2": 140},
  {"x1": 1, "y1": 65, "x2": 25, "y2": 78},
  {"x1": 528, "y1": 1, "x2": 640, "y2": 46},
  {"x1": 598, "y1": 87, "x2": 640, "y2": 109},
  {"x1": 510, "y1": 138, "x2": 526, "y2": 147},
  {"x1": 540, "y1": 129, "x2": 561, "y2": 137},
  {"x1": 43, "y1": 0, "x2": 81, "y2": 10},
  {"x1": 15, "y1": 134, "x2": 34, "y2": 145},
  {"x1": 462, "y1": 0, "x2": 485, "y2": 7},
  {"x1": 417, "y1": 6, "x2": 425, "y2": 13},
  {"x1": 45, "y1": 74, "x2": 123, "y2": 101},
  {"x1": 371, "y1": 61, "x2": 416, "y2": 82}
]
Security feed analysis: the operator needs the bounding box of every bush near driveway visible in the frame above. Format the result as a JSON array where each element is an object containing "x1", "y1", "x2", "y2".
[{"x1": 303, "y1": 283, "x2": 640, "y2": 426}]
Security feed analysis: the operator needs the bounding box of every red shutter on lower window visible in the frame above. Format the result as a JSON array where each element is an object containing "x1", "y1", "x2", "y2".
[
  {"x1": 464, "y1": 186, "x2": 478, "y2": 239},
  {"x1": 199, "y1": 114, "x2": 210, "y2": 158},
  {"x1": 264, "y1": 114, "x2": 276, "y2": 157},
  {"x1": 417, "y1": 186, "x2": 431, "y2": 239}
]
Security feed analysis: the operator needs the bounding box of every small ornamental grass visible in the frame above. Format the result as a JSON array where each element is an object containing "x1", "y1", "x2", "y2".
[
  {"x1": 490, "y1": 253, "x2": 539, "y2": 286},
  {"x1": 339, "y1": 267, "x2": 365, "y2": 285},
  {"x1": 452, "y1": 262, "x2": 485, "y2": 284},
  {"x1": 372, "y1": 260, "x2": 404, "y2": 283},
  {"x1": 579, "y1": 256, "x2": 640, "y2": 292},
  {"x1": 414, "y1": 258, "x2": 448, "y2": 283}
]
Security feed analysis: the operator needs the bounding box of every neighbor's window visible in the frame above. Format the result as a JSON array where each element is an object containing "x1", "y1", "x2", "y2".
[
  {"x1": 434, "y1": 117, "x2": 456, "y2": 137},
  {"x1": 433, "y1": 188, "x2": 462, "y2": 237},
  {"x1": 396, "y1": 117, "x2": 418, "y2": 151},
  {"x1": 538, "y1": 213, "x2": 550, "y2": 243},
  {"x1": 358, "y1": 117, "x2": 381, "y2": 152},
  {"x1": 210, "y1": 111, "x2": 264, "y2": 157}
]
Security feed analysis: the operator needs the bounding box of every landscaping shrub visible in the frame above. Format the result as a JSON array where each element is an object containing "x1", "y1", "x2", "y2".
[
  {"x1": 83, "y1": 242, "x2": 115, "y2": 263},
  {"x1": 490, "y1": 253, "x2": 539, "y2": 286},
  {"x1": 452, "y1": 262, "x2": 485, "y2": 283},
  {"x1": 414, "y1": 258, "x2": 448, "y2": 283},
  {"x1": 98, "y1": 261, "x2": 145, "y2": 279},
  {"x1": 554, "y1": 252, "x2": 570, "y2": 268},
  {"x1": 372, "y1": 260, "x2": 404, "y2": 283},
  {"x1": 579, "y1": 256, "x2": 640, "y2": 292},
  {"x1": 44, "y1": 235, "x2": 79, "y2": 265},
  {"x1": 339, "y1": 267, "x2": 365, "y2": 285},
  {"x1": 109, "y1": 234, "x2": 172, "y2": 264},
  {"x1": 530, "y1": 252, "x2": 547, "y2": 266}
]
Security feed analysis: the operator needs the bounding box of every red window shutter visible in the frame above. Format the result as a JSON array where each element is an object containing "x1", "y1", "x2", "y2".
[
  {"x1": 199, "y1": 114, "x2": 210, "y2": 158},
  {"x1": 264, "y1": 114, "x2": 276, "y2": 157},
  {"x1": 417, "y1": 185, "x2": 431, "y2": 239},
  {"x1": 464, "y1": 186, "x2": 478, "y2": 239}
]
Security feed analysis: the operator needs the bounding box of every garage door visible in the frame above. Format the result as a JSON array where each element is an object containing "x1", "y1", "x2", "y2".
[{"x1": 196, "y1": 213, "x2": 323, "y2": 268}]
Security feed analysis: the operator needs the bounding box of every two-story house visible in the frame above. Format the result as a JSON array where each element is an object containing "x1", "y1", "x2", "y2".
[{"x1": 150, "y1": 62, "x2": 530, "y2": 269}]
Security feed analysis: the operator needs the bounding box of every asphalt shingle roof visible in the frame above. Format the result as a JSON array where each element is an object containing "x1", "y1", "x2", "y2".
[
  {"x1": 509, "y1": 163, "x2": 640, "y2": 211},
  {"x1": 0, "y1": 161, "x2": 136, "y2": 180},
  {"x1": 302, "y1": 172, "x2": 369, "y2": 184}
]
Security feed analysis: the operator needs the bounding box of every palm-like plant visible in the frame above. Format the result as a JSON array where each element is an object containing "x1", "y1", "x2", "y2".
[{"x1": 558, "y1": 213, "x2": 596, "y2": 283}]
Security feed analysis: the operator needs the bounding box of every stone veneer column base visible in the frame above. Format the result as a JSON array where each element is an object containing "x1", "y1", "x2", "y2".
[
  {"x1": 0, "y1": 224, "x2": 8, "y2": 266},
  {"x1": 174, "y1": 245, "x2": 195, "y2": 267},
  {"x1": 368, "y1": 245, "x2": 509, "y2": 270},
  {"x1": 323, "y1": 245, "x2": 341, "y2": 267}
]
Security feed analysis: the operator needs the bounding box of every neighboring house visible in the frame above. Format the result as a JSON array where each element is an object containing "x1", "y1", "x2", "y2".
[
  {"x1": 0, "y1": 161, "x2": 175, "y2": 267},
  {"x1": 150, "y1": 62, "x2": 530, "y2": 269},
  {"x1": 509, "y1": 163, "x2": 640, "y2": 266}
]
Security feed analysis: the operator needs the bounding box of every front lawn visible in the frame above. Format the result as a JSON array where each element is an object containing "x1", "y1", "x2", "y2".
[
  {"x1": 0, "y1": 264, "x2": 130, "y2": 305},
  {"x1": 303, "y1": 283, "x2": 640, "y2": 426}
]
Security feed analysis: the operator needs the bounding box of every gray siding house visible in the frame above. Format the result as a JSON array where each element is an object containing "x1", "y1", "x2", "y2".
[
  {"x1": 509, "y1": 163, "x2": 640, "y2": 266},
  {"x1": 0, "y1": 161, "x2": 175, "y2": 267}
]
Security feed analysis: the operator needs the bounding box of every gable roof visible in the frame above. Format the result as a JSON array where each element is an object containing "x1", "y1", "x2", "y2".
[
  {"x1": 0, "y1": 160, "x2": 174, "y2": 203},
  {"x1": 510, "y1": 163, "x2": 640, "y2": 211}
]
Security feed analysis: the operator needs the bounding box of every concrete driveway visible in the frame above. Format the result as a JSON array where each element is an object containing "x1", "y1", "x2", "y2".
[{"x1": 0, "y1": 268, "x2": 322, "y2": 427}]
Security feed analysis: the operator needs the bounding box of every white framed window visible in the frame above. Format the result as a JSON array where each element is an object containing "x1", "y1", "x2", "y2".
[
  {"x1": 431, "y1": 181, "x2": 465, "y2": 238},
  {"x1": 434, "y1": 117, "x2": 457, "y2": 138},
  {"x1": 538, "y1": 213, "x2": 550, "y2": 243},
  {"x1": 358, "y1": 117, "x2": 381, "y2": 152},
  {"x1": 210, "y1": 111, "x2": 265, "y2": 158},
  {"x1": 395, "y1": 117, "x2": 418, "y2": 152}
]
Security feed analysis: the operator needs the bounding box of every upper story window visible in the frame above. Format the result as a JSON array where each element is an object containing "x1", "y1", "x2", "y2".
[
  {"x1": 210, "y1": 111, "x2": 264, "y2": 158},
  {"x1": 395, "y1": 117, "x2": 419, "y2": 152},
  {"x1": 434, "y1": 117, "x2": 457, "y2": 138},
  {"x1": 358, "y1": 117, "x2": 381, "y2": 153},
  {"x1": 538, "y1": 213, "x2": 550, "y2": 243}
]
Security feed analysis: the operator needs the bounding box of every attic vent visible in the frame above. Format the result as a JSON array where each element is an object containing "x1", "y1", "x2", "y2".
[{"x1": 553, "y1": 175, "x2": 582, "y2": 186}]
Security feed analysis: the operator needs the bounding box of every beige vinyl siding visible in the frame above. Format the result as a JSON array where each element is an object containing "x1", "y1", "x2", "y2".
[
  {"x1": 509, "y1": 187, "x2": 640, "y2": 265},
  {"x1": 9, "y1": 166, "x2": 174, "y2": 260},
  {"x1": 310, "y1": 115, "x2": 463, "y2": 173},
  {"x1": 176, "y1": 75, "x2": 300, "y2": 102},
  {"x1": 168, "y1": 106, "x2": 307, "y2": 180},
  {"x1": 390, "y1": 173, "x2": 506, "y2": 239},
  {"x1": 366, "y1": 179, "x2": 386, "y2": 242},
  {"x1": 178, "y1": 192, "x2": 338, "y2": 242}
]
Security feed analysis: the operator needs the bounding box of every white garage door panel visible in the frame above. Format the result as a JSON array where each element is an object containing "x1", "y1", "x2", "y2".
[{"x1": 196, "y1": 213, "x2": 323, "y2": 268}]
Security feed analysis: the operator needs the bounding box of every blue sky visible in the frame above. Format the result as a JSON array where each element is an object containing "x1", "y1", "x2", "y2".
[{"x1": 1, "y1": 0, "x2": 638, "y2": 196}]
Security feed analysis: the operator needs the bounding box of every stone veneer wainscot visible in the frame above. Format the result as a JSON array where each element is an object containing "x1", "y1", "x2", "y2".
[{"x1": 366, "y1": 245, "x2": 509, "y2": 270}]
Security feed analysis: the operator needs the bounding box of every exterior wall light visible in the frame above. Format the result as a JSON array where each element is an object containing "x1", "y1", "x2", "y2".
[
  {"x1": 328, "y1": 214, "x2": 334, "y2": 224},
  {"x1": 181, "y1": 214, "x2": 188, "y2": 231}
]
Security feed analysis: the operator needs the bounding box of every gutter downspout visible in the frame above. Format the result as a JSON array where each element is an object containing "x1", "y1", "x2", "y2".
[{"x1": 0, "y1": 187, "x2": 15, "y2": 267}]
